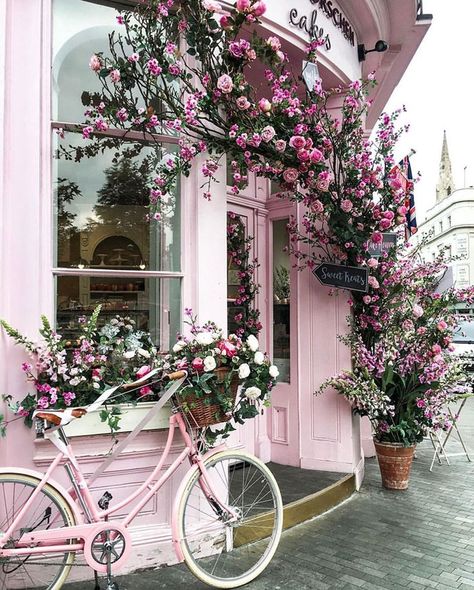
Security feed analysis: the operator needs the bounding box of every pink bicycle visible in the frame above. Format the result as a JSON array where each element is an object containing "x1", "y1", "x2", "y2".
[{"x1": 0, "y1": 369, "x2": 283, "y2": 590}]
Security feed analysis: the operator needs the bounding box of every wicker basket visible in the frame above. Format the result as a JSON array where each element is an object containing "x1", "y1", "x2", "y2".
[{"x1": 181, "y1": 366, "x2": 239, "y2": 428}]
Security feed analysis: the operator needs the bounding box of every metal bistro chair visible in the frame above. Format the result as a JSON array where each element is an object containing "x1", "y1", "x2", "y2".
[{"x1": 429, "y1": 393, "x2": 473, "y2": 472}]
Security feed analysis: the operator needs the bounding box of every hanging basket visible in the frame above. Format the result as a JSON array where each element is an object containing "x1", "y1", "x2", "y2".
[{"x1": 180, "y1": 366, "x2": 240, "y2": 428}]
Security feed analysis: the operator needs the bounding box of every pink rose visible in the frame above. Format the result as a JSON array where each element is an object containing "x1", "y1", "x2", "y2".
[
  {"x1": 363, "y1": 295, "x2": 372, "y2": 305},
  {"x1": 89, "y1": 54, "x2": 102, "y2": 72},
  {"x1": 289, "y1": 135, "x2": 306, "y2": 150},
  {"x1": 437, "y1": 320, "x2": 448, "y2": 331},
  {"x1": 252, "y1": 1, "x2": 266, "y2": 16},
  {"x1": 218, "y1": 340, "x2": 237, "y2": 357},
  {"x1": 432, "y1": 344, "x2": 442, "y2": 354},
  {"x1": 379, "y1": 218, "x2": 392, "y2": 230},
  {"x1": 316, "y1": 178, "x2": 330, "y2": 191},
  {"x1": 136, "y1": 365, "x2": 151, "y2": 379},
  {"x1": 266, "y1": 36, "x2": 281, "y2": 51},
  {"x1": 341, "y1": 199, "x2": 353, "y2": 213},
  {"x1": 368, "y1": 276, "x2": 379, "y2": 289},
  {"x1": 258, "y1": 98, "x2": 272, "y2": 112},
  {"x1": 220, "y1": 15, "x2": 231, "y2": 28},
  {"x1": 309, "y1": 148, "x2": 323, "y2": 163},
  {"x1": 367, "y1": 258, "x2": 378, "y2": 268},
  {"x1": 191, "y1": 357, "x2": 205, "y2": 372},
  {"x1": 311, "y1": 199, "x2": 324, "y2": 214},
  {"x1": 297, "y1": 149, "x2": 310, "y2": 161},
  {"x1": 202, "y1": 0, "x2": 221, "y2": 11},
  {"x1": 371, "y1": 231, "x2": 383, "y2": 244},
  {"x1": 236, "y1": 96, "x2": 251, "y2": 110},
  {"x1": 417, "y1": 327, "x2": 427, "y2": 335},
  {"x1": 139, "y1": 386, "x2": 153, "y2": 398},
  {"x1": 275, "y1": 50, "x2": 285, "y2": 62},
  {"x1": 413, "y1": 304, "x2": 424, "y2": 318},
  {"x1": 236, "y1": 0, "x2": 251, "y2": 11},
  {"x1": 275, "y1": 139, "x2": 287, "y2": 152},
  {"x1": 261, "y1": 125, "x2": 276, "y2": 142},
  {"x1": 110, "y1": 69, "x2": 121, "y2": 83},
  {"x1": 217, "y1": 74, "x2": 234, "y2": 94},
  {"x1": 283, "y1": 168, "x2": 299, "y2": 184}
]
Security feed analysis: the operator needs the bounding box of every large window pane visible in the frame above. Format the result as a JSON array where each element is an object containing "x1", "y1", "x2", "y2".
[
  {"x1": 56, "y1": 276, "x2": 181, "y2": 351},
  {"x1": 273, "y1": 219, "x2": 290, "y2": 382},
  {"x1": 54, "y1": 131, "x2": 180, "y2": 273}
]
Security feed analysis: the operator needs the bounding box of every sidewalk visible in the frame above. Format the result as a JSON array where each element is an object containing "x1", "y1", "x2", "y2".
[{"x1": 79, "y1": 399, "x2": 474, "y2": 589}]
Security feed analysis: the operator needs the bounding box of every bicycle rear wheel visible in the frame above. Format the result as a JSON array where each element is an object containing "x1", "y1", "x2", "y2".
[
  {"x1": 176, "y1": 450, "x2": 283, "y2": 588},
  {"x1": 0, "y1": 473, "x2": 76, "y2": 590}
]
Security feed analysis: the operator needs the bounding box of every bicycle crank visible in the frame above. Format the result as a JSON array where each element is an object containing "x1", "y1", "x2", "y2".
[{"x1": 83, "y1": 523, "x2": 131, "y2": 574}]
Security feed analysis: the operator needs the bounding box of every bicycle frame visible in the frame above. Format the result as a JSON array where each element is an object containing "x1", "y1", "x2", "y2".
[{"x1": 0, "y1": 380, "x2": 234, "y2": 573}]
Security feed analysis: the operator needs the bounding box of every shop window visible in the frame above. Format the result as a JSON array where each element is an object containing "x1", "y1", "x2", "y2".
[
  {"x1": 272, "y1": 219, "x2": 290, "y2": 382},
  {"x1": 52, "y1": 0, "x2": 182, "y2": 350}
]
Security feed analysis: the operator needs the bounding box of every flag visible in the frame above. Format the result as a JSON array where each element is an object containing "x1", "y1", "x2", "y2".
[
  {"x1": 399, "y1": 155, "x2": 417, "y2": 240},
  {"x1": 391, "y1": 155, "x2": 417, "y2": 240}
]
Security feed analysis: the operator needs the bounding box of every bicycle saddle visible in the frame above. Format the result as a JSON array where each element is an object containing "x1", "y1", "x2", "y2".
[{"x1": 34, "y1": 408, "x2": 87, "y2": 426}]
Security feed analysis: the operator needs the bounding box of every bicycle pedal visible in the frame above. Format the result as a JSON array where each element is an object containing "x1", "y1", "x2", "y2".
[{"x1": 98, "y1": 491, "x2": 113, "y2": 510}]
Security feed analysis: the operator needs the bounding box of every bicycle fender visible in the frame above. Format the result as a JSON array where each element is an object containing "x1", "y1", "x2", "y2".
[
  {"x1": 171, "y1": 444, "x2": 227, "y2": 562},
  {"x1": 0, "y1": 466, "x2": 84, "y2": 525}
]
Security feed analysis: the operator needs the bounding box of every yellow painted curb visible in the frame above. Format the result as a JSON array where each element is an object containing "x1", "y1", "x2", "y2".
[{"x1": 234, "y1": 473, "x2": 356, "y2": 547}]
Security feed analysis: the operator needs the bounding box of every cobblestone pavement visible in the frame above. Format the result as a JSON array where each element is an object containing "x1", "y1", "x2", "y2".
[{"x1": 90, "y1": 399, "x2": 474, "y2": 590}]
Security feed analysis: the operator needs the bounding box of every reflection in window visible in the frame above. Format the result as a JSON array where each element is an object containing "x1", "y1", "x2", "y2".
[
  {"x1": 54, "y1": 132, "x2": 180, "y2": 272},
  {"x1": 273, "y1": 219, "x2": 290, "y2": 382}
]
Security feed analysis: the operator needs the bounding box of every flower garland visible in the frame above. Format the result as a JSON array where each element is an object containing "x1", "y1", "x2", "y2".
[{"x1": 227, "y1": 211, "x2": 262, "y2": 339}]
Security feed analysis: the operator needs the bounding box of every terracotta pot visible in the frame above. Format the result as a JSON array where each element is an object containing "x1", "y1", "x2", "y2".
[{"x1": 374, "y1": 440, "x2": 416, "y2": 490}]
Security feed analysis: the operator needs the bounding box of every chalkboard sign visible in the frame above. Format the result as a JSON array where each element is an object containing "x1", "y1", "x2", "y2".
[
  {"x1": 367, "y1": 233, "x2": 397, "y2": 258},
  {"x1": 313, "y1": 263, "x2": 368, "y2": 293}
]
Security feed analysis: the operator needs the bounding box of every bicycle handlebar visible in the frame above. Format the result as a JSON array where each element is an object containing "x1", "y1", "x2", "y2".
[{"x1": 120, "y1": 369, "x2": 188, "y2": 391}]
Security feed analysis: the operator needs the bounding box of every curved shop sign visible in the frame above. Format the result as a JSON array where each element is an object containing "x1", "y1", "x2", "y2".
[{"x1": 289, "y1": 0, "x2": 355, "y2": 51}]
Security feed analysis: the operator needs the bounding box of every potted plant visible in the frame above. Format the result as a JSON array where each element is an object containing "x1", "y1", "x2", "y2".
[
  {"x1": 321, "y1": 250, "x2": 473, "y2": 489},
  {"x1": 163, "y1": 310, "x2": 279, "y2": 441}
]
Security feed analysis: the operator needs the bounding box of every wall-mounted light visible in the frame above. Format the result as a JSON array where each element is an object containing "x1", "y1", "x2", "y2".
[
  {"x1": 302, "y1": 60, "x2": 321, "y2": 92},
  {"x1": 358, "y1": 40, "x2": 389, "y2": 62}
]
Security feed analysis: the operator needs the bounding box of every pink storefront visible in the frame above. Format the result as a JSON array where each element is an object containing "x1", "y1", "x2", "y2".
[{"x1": 0, "y1": 0, "x2": 431, "y2": 573}]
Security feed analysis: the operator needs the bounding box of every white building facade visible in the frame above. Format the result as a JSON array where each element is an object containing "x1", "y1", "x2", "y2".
[{"x1": 417, "y1": 132, "x2": 474, "y2": 288}]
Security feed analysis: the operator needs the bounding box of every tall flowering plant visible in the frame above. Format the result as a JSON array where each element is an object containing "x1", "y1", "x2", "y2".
[
  {"x1": 1, "y1": 308, "x2": 159, "y2": 432},
  {"x1": 66, "y1": 0, "x2": 409, "y2": 268},
  {"x1": 322, "y1": 249, "x2": 474, "y2": 445},
  {"x1": 164, "y1": 310, "x2": 278, "y2": 440}
]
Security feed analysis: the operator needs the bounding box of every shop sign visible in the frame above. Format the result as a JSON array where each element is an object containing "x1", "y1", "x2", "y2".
[
  {"x1": 313, "y1": 262, "x2": 368, "y2": 292},
  {"x1": 289, "y1": 0, "x2": 355, "y2": 51},
  {"x1": 367, "y1": 233, "x2": 398, "y2": 258}
]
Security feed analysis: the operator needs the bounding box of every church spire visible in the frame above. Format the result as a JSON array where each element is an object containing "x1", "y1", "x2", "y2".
[{"x1": 436, "y1": 130, "x2": 455, "y2": 202}]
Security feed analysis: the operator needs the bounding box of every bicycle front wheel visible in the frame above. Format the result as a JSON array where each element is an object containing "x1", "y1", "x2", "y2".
[
  {"x1": 0, "y1": 473, "x2": 77, "y2": 590},
  {"x1": 177, "y1": 450, "x2": 283, "y2": 588}
]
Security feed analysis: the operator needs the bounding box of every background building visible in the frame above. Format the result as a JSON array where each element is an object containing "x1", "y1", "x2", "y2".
[{"x1": 416, "y1": 131, "x2": 474, "y2": 288}]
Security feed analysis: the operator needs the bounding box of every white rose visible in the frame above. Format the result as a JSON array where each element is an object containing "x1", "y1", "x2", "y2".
[
  {"x1": 173, "y1": 340, "x2": 186, "y2": 353},
  {"x1": 123, "y1": 350, "x2": 135, "y2": 359},
  {"x1": 246, "y1": 334, "x2": 259, "y2": 352},
  {"x1": 138, "y1": 348, "x2": 150, "y2": 358},
  {"x1": 269, "y1": 365, "x2": 279, "y2": 378},
  {"x1": 254, "y1": 351, "x2": 265, "y2": 365},
  {"x1": 204, "y1": 355, "x2": 217, "y2": 372},
  {"x1": 93, "y1": 382, "x2": 100, "y2": 389},
  {"x1": 244, "y1": 386, "x2": 261, "y2": 400},
  {"x1": 196, "y1": 332, "x2": 214, "y2": 346},
  {"x1": 238, "y1": 363, "x2": 251, "y2": 379}
]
